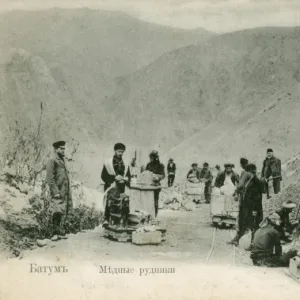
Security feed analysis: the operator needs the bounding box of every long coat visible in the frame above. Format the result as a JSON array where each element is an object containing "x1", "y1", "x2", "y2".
[
  {"x1": 242, "y1": 175, "x2": 263, "y2": 229},
  {"x1": 46, "y1": 154, "x2": 72, "y2": 215}
]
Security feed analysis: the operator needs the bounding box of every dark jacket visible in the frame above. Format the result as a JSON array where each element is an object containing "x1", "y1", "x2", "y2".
[
  {"x1": 167, "y1": 163, "x2": 176, "y2": 175},
  {"x1": 101, "y1": 155, "x2": 131, "y2": 192},
  {"x1": 199, "y1": 168, "x2": 213, "y2": 184},
  {"x1": 251, "y1": 224, "x2": 282, "y2": 260},
  {"x1": 215, "y1": 171, "x2": 239, "y2": 188},
  {"x1": 46, "y1": 154, "x2": 72, "y2": 214},
  {"x1": 261, "y1": 157, "x2": 281, "y2": 179},
  {"x1": 243, "y1": 175, "x2": 263, "y2": 228},
  {"x1": 244, "y1": 176, "x2": 263, "y2": 212},
  {"x1": 145, "y1": 161, "x2": 165, "y2": 180}
]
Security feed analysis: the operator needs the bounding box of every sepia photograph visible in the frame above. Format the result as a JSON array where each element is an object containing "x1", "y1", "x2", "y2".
[{"x1": 0, "y1": 0, "x2": 300, "y2": 299}]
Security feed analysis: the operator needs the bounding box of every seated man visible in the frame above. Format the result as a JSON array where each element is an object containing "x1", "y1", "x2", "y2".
[
  {"x1": 250, "y1": 212, "x2": 299, "y2": 267},
  {"x1": 187, "y1": 163, "x2": 200, "y2": 183},
  {"x1": 275, "y1": 200, "x2": 298, "y2": 243},
  {"x1": 102, "y1": 182, "x2": 130, "y2": 228}
]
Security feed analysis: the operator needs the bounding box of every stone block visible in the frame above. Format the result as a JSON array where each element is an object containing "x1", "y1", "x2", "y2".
[{"x1": 132, "y1": 230, "x2": 162, "y2": 245}]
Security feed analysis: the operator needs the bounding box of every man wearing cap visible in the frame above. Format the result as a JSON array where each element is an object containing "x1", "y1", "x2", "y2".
[
  {"x1": 261, "y1": 149, "x2": 282, "y2": 198},
  {"x1": 145, "y1": 150, "x2": 165, "y2": 217},
  {"x1": 187, "y1": 163, "x2": 200, "y2": 183},
  {"x1": 250, "y1": 212, "x2": 299, "y2": 267},
  {"x1": 275, "y1": 200, "x2": 298, "y2": 242},
  {"x1": 215, "y1": 164, "x2": 239, "y2": 188},
  {"x1": 243, "y1": 163, "x2": 264, "y2": 251},
  {"x1": 101, "y1": 143, "x2": 131, "y2": 193},
  {"x1": 167, "y1": 158, "x2": 176, "y2": 187},
  {"x1": 46, "y1": 141, "x2": 72, "y2": 241},
  {"x1": 228, "y1": 158, "x2": 252, "y2": 246},
  {"x1": 199, "y1": 162, "x2": 213, "y2": 204}
]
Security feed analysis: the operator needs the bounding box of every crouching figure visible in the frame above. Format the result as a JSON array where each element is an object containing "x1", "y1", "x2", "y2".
[
  {"x1": 250, "y1": 212, "x2": 299, "y2": 267},
  {"x1": 102, "y1": 185, "x2": 130, "y2": 228}
]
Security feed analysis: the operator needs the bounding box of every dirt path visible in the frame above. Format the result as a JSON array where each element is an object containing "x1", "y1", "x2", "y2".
[
  {"x1": 19, "y1": 205, "x2": 237, "y2": 262},
  {"x1": 1, "y1": 205, "x2": 300, "y2": 300}
]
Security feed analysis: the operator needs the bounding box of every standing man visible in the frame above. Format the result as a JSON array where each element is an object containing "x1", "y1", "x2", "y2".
[
  {"x1": 243, "y1": 163, "x2": 264, "y2": 251},
  {"x1": 215, "y1": 164, "x2": 239, "y2": 188},
  {"x1": 101, "y1": 143, "x2": 131, "y2": 193},
  {"x1": 199, "y1": 162, "x2": 213, "y2": 204},
  {"x1": 228, "y1": 158, "x2": 251, "y2": 246},
  {"x1": 261, "y1": 149, "x2": 282, "y2": 198},
  {"x1": 167, "y1": 158, "x2": 176, "y2": 187},
  {"x1": 46, "y1": 141, "x2": 72, "y2": 241},
  {"x1": 145, "y1": 150, "x2": 165, "y2": 217}
]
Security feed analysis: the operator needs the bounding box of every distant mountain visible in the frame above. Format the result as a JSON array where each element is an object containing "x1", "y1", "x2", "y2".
[
  {"x1": 0, "y1": 8, "x2": 214, "y2": 115},
  {"x1": 107, "y1": 27, "x2": 300, "y2": 175},
  {"x1": 0, "y1": 8, "x2": 213, "y2": 186}
]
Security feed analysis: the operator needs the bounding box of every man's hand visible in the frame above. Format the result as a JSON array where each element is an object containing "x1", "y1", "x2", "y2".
[
  {"x1": 252, "y1": 211, "x2": 258, "y2": 217},
  {"x1": 115, "y1": 175, "x2": 123, "y2": 182},
  {"x1": 123, "y1": 176, "x2": 129, "y2": 182}
]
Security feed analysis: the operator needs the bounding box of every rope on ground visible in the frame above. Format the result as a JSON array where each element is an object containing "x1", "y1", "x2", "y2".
[{"x1": 205, "y1": 227, "x2": 217, "y2": 264}]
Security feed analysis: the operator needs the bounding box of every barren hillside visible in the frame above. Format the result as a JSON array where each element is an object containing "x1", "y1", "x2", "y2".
[{"x1": 107, "y1": 27, "x2": 300, "y2": 175}]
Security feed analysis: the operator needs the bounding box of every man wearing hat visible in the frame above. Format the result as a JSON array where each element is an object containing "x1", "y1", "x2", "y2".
[
  {"x1": 46, "y1": 141, "x2": 72, "y2": 241},
  {"x1": 261, "y1": 149, "x2": 282, "y2": 198},
  {"x1": 250, "y1": 212, "x2": 299, "y2": 267},
  {"x1": 187, "y1": 163, "x2": 200, "y2": 183},
  {"x1": 275, "y1": 200, "x2": 298, "y2": 242},
  {"x1": 214, "y1": 163, "x2": 239, "y2": 188},
  {"x1": 167, "y1": 158, "x2": 176, "y2": 187},
  {"x1": 228, "y1": 158, "x2": 252, "y2": 246},
  {"x1": 242, "y1": 163, "x2": 264, "y2": 251},
  {"x1": 199, "y1": 162, "x2": 213, "y2": 204},
  {"x1": 101, "y1": 143, "x2": 131, "y2": 193},
  {"x1": 145, "y1": 150, "x2": 165, "y2": 217}
]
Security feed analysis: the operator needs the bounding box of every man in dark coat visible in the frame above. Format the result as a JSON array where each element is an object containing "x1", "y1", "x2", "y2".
[
  {"x1": 199, "y1": 162, "x2": 213, "y2": 204},
  {"x1": 250, "y1": 212, "x2": 299, "y2": 267},
  {"x1": 228, "y1": 158, "x2": 251, "y2": 246},
  {"x1": 261, "y1": 148, "x2": 282, "y2": 198},
  {"x1": 214, "y1": 164, "x2": 239, "y2": 188},
  {"x1": 101, "y1": 143, "x2": 131, "y2": 193},
  {"x1": 243, "y1": 163, "x2": 264, "y2": 251},
  {"x1": 46, "y1": 141, "x2": 72, "y2": 241},
  {"x1": 167, "y1": 158, "x2": 176, "y2": 187},
  {"x1": 145, "y1": 150, "x2": 165, "y2": 217}
]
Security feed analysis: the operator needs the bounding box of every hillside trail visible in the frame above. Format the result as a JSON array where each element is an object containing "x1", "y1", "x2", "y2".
[{"x1": 1, "y1": 205, "x2": 300, "y2": 300}]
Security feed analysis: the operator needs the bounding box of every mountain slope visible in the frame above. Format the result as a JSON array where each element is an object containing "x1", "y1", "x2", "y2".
[
  {"x1": 106, "y1": 27, "x2": 300, "y2": 173},
  {"x1": 0, "y1": 8, "x2": 214, "y2": 111}
]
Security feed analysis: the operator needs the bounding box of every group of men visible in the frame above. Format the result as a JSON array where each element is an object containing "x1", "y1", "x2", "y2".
[
  {"x1": 224, "y1": 149, "x2": 300, "y2": 267},
  {"x1": 45, "y1": 141, "x2": 166, "y2": 239},
  {"x1": 44, "y1": 141, "x2": 300, "y2": 267}
]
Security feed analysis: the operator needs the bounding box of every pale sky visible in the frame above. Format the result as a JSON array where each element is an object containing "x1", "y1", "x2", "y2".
[{"x1": 0, "y1": 0, "x2": 300, "y2": 33}]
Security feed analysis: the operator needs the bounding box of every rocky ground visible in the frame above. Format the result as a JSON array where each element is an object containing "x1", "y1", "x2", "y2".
[{"x1": 0, "y1": 205, "x2": 299, "y2": 300}]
